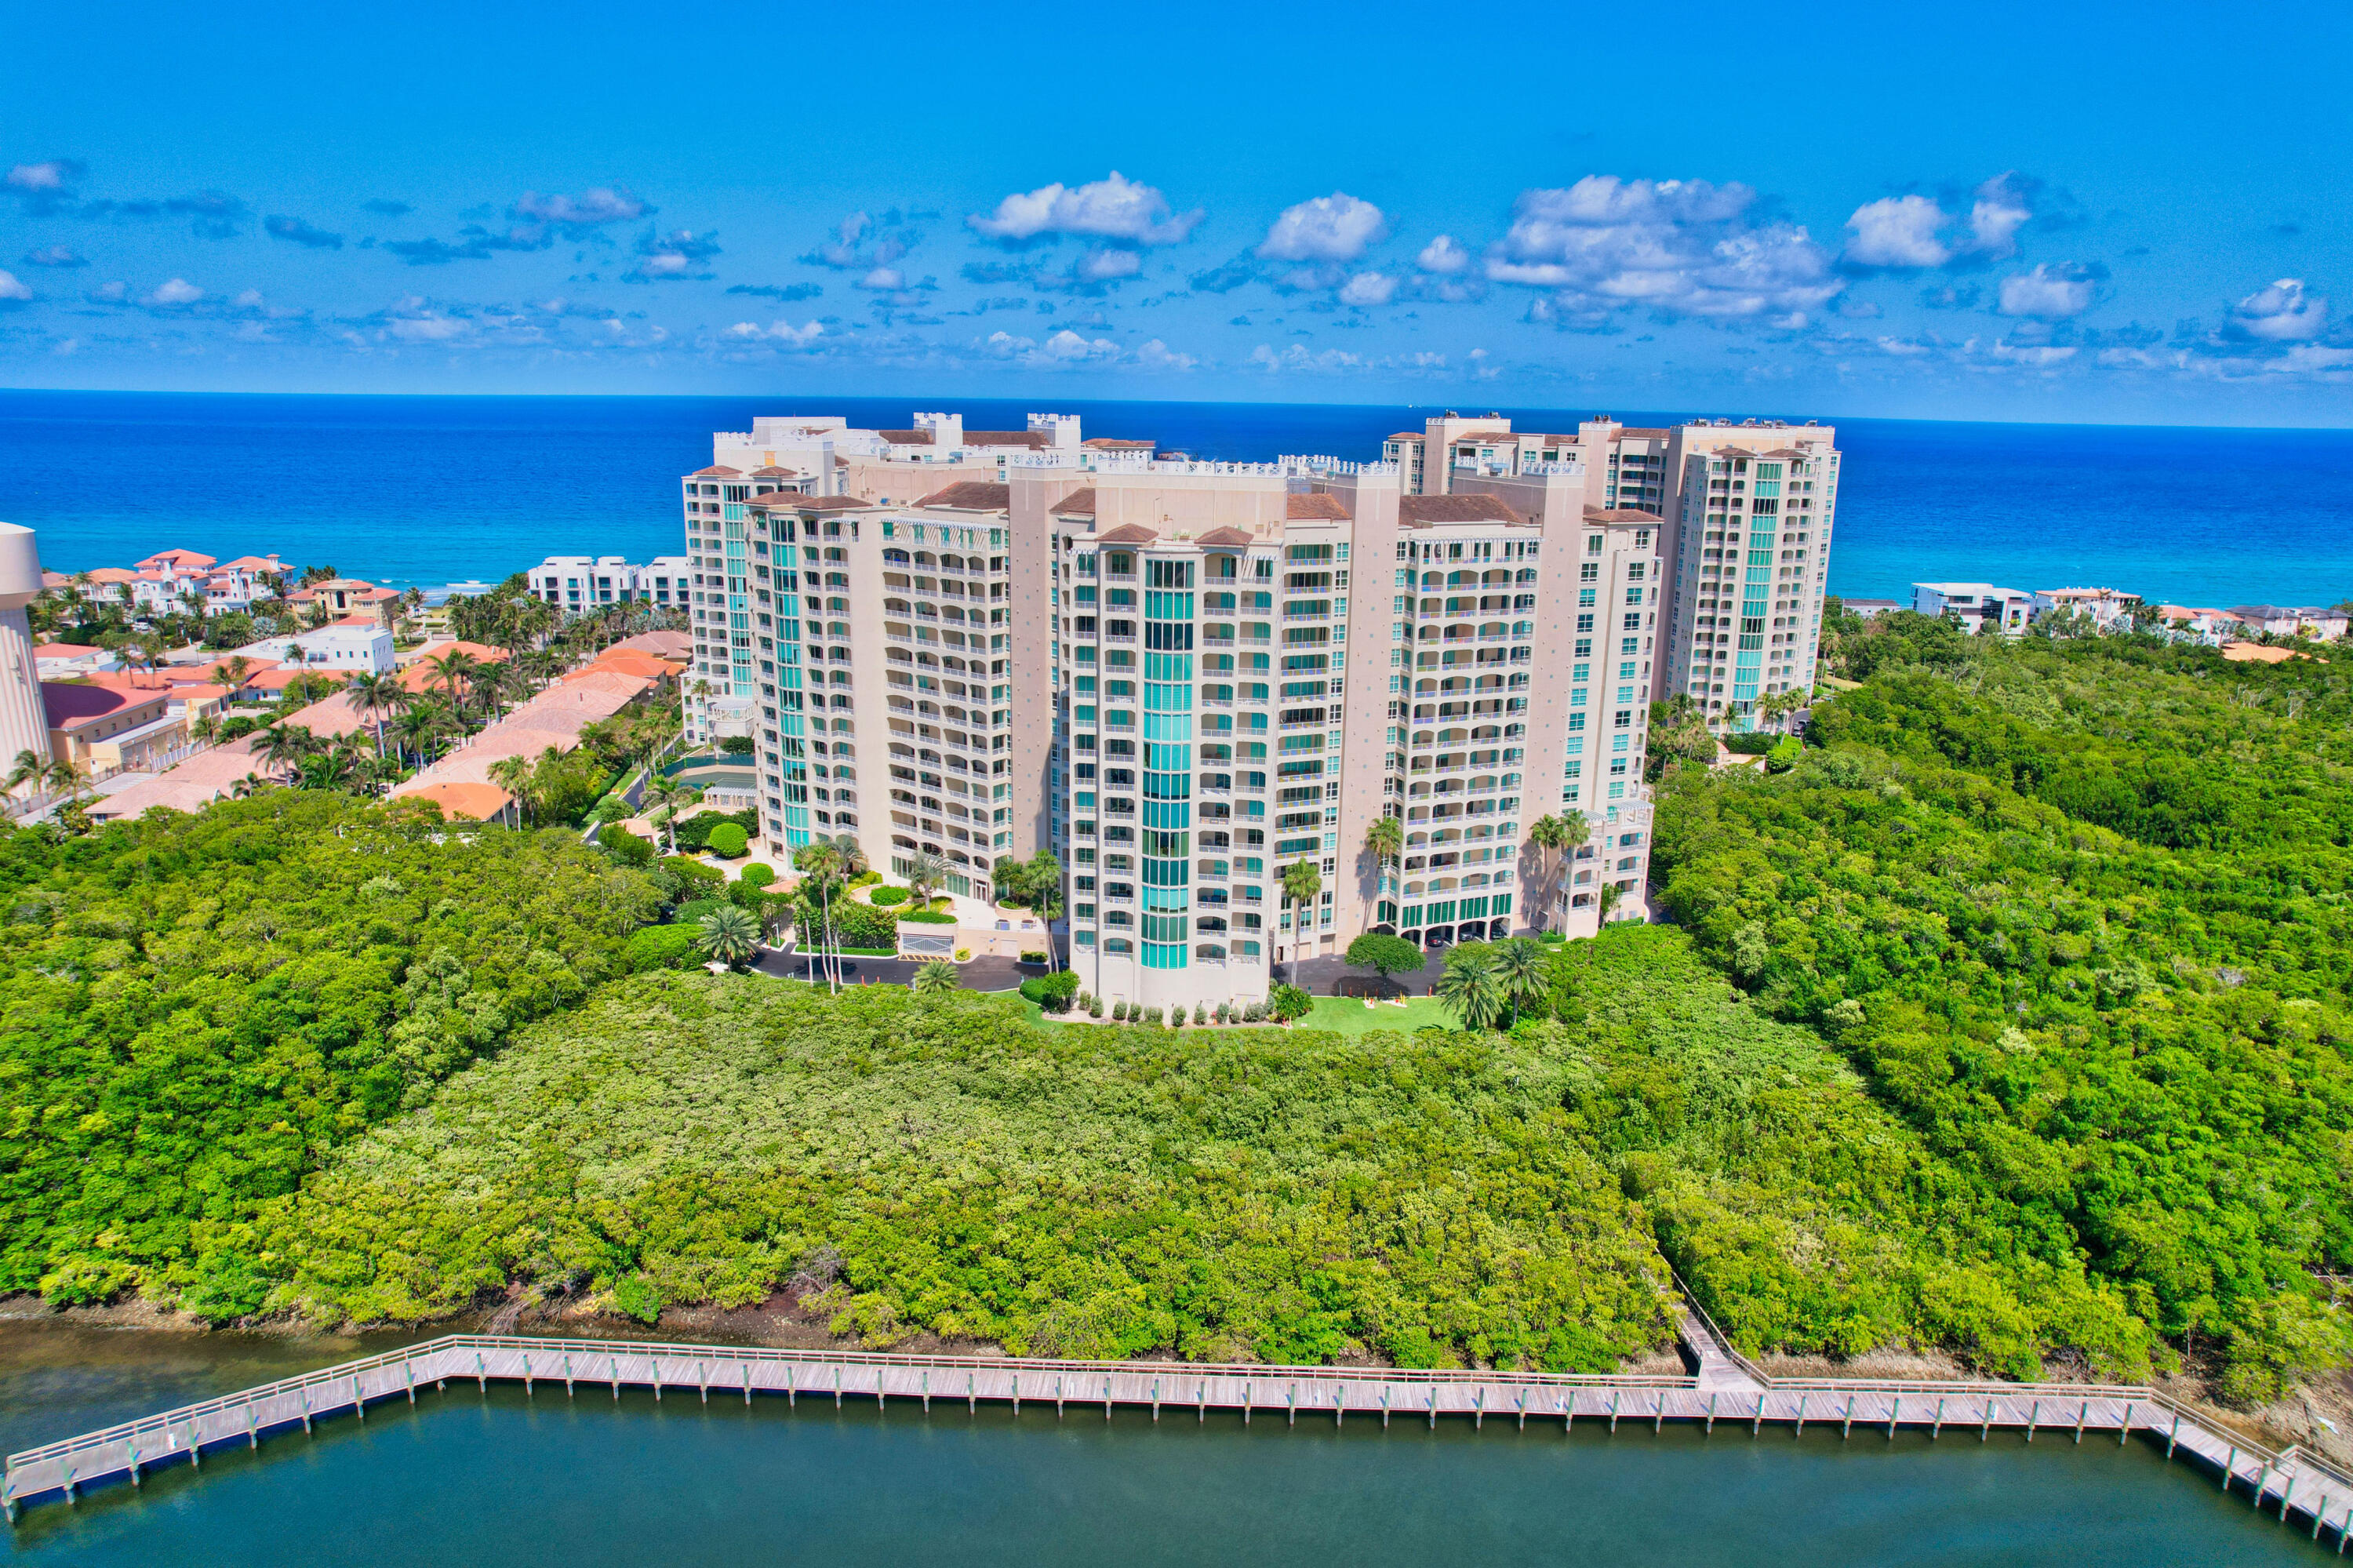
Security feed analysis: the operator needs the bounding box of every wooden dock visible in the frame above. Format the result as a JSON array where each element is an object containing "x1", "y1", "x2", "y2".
[{"x1": 6, "y1": 1330, "x2": 2350, "y2": 1549}]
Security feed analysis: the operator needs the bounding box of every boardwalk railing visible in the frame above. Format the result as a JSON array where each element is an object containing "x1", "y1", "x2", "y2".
[{"x1": 7, "y1": 1331, "x2": 2351, "y2": 1549}]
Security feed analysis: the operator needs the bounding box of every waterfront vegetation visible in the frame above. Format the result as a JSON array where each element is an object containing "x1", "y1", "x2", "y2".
[
  {"x1": 1653, "y1": 612, "x2": 2353, "y2": 1400},
  {"x1": 0, "y1": 615, "x2": 2346, "y2": 1402},
  {"x1": 0, "y1": 795, "x2": 664, "y2": 1314}
]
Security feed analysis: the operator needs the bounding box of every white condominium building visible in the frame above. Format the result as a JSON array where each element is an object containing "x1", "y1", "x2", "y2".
[
  {"x1": 526, "y1": 555, "x2": 690, "y2": 615},
  {"x1": 674, "y1": 407, "x2": 1839, "y2": 1010}
]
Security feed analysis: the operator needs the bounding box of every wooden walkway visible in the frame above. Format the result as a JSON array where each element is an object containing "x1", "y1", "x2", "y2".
[{"x1": 6, "y1": 1331, "x2": 2351, "y2": 1550}]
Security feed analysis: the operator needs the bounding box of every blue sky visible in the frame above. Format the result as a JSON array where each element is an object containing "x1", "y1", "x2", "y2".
[{"x1": 3, "y1": 0, "x2": 2350, "y2": 424}]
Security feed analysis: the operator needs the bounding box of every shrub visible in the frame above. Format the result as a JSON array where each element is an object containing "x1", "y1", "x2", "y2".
[
  {"x1": 1112, "y1": 1001, "x2": 1129, "y2": 1022},
  {"x1": 1766, "y1": 736, "x2": 1802, "y2": 773},
  {"x1": 899, "y1": 908, "x2": 956, "y2": 925},
  {"x1": 674, "y1": 897, "x2": 728, "y2": 925},
  {"x1": 707, "y1": 823, "x2": 750, "y2": 859},
  {"x1": 1215, "y1": 1002, "x2": 1231, "y2": 1024},
  {"x1": 1088, "y1": 996, "x2": 1104, "y2": 1018},
  {"x1": 1020, "y1": 949, "x2": 1049, "y2": 963},
  {"x1": 624, "y1": 923, "x2": 701, "y2": 973},
  {"x1": 849, "y1": 870, "x2": 882, "y2": 889},
  {"x1": 867, "y1": 886, "x2": 911, "y2": 907},
  {"x1": 610, "y1": 1275, "x2": 664, "y2": 1325},
  {"x1": 603, "y1": 829, "x2": 654, "y2": 867},
  {"x1": 738, "y1": 864, "x2": 776, "y2": 890},
  {"x1": 718, "y1": 736, "x2": 755, "y2": 756},
  {"x1": 661, "y1": 856, "x2": 725, "y2": 897},
  {"x1": 1269, "y1": 983, "x2": 1314, "y2": 1023},
  {"x1": 1721, "y1": 730, "x2": 1776, "y2": 755},
  {"x1": 1193, "y1": 1003, "x2": 1207, "y2": 1025}
]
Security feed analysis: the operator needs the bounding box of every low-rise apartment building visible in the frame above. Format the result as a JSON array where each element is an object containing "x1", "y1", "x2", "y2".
[
  {"x1": 1914, "y1": 581, "x2": 2035, "y2": 635},
  {"x1": 526, "y1": 554, "x2": 691, "y2": 614}
]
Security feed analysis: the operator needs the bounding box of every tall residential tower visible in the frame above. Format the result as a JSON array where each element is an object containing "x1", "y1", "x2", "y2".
[{"x1": 675, "y1": 409, "x2": 1838, "y2": 1010}]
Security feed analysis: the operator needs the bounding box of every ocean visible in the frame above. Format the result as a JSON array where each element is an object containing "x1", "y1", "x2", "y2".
[{"x1": 2, "y1": 389, "x2": 2348, "y2": 607}]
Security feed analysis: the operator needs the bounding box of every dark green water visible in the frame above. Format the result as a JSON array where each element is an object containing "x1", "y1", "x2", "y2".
[{"x1": 0, "y1": 1319, "x2": 2329, "y2": 1565}]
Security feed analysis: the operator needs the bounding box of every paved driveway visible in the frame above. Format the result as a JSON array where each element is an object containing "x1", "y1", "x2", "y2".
[{"x1": 752, "y1": 951, "x2": 1036, "y2": 991}]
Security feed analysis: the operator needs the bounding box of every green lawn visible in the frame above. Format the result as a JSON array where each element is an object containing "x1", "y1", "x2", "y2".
[{"x1": 1298, "y1": 994, "x2": 1460, "y2": 1034}]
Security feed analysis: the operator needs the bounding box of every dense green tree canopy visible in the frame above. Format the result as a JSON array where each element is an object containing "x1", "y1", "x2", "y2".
[{"x1": 0, "y1": 795, "x2": 663, "y2": 1313}]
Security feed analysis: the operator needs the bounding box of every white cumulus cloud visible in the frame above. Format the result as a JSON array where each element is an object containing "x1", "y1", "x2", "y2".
[
  {"x1": 1248, "y1": 342, "x2": 1366, "y2": 374},
  {"x1": 146, "y1": 278, "x2": 203, "y2": 307},
  {"x1": 0, "y1": 270, "x2": 31, "y2": 302},
  {"x1": 1485, "y1": 176, "x2": 1839, "y2": 320},
  {"x1": 1966, "y1": 173, "x2": 2035, "y2": 260},
  {"x1": 511, "y1": 187, "x2": 649, "y2": 229},
  {"x1": 1338, "y1": 271, "x2": 1397, "y2": 307},
  {"x1": 726, "y1": 319, "x2": 825, "y2": 348},
  {"x1": 2225, "y1": 278, "x2": 2328, "y2": 342},
  {"x1": 1842, "y1": 195, "x2": 1949, "y2": 270},
  {"x1": 1997, "y1": 262, "x2": 2104, "y2": 320},
  {"x1": 5, "y1": 161, "x2": 75, "y2": 193},
  {"x1": 1075, "y1": 248, "x2": 1142, "y2": 282},
  {"x1": 1417, "y1": 235, "x2": 1471, "y2": 275},
  {"x1": 1258, "y1": 193, "x2": 1388, "y2": 264},
  {"x1": 968, "y1": 172, "x2": 1201, "y2": 247}
]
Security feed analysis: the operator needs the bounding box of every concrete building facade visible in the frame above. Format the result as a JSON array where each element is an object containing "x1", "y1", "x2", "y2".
[{"x1": 673, "y1": 408, "x2": 1838, "y2": 1010}]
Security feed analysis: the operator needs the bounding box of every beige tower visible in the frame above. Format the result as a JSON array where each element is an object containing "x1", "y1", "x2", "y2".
[{"x1": 0, "y1": 524, "x2": 52, "y2": 786}]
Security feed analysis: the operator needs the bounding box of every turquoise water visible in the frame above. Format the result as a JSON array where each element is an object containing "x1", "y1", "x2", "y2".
[
  {"x1": 0, "y1": 1322, "x2": 2327, "y2": 1565},
  {"x1": 3, "y1": 390, "x2": 2349, "y2": 605}
]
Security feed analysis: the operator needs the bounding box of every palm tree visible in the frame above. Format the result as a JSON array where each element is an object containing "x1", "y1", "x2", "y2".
[
  {"x1": 230, "y1": 772, "x2": 267, "y2": 799},
  {"x1": 1362, "y1": 813, "x2": 1403, "y2": 926},
  {"x1": 218, "y1": 654, "x2": 254, "y2": 697},
  {"x1": 255, "y1": 723, "x2": 318, "y2": 778},
  {"x1": 792, "y1": 839, "x2": 848, "y2": 993},
  {"x1": 1280, "y1": 859, "x2": 1322, "y2": 972},
  {"x1": 830, "y1": 833, "x2": 868, "y2": 880},
  {"x1": 912, "y1": 959, "x2": 959, "y2": 995},
  {"x1": 424, "y1": 649, "x2": 481, "y2": 715},
  {"x1": 391, "y1": 705, "x2": 440, "y2": 769},
  {"x1": 345, "y1": 671, "x2": 404, "y2": 757},
  {"x1": 296, "y1": 748, "x2": 359, "y2": 793},
  {"x1": 1527, "y1": 813, "x2": 1589, "y2": 930},
  {"x1": 645, "y1": 774, "x2": 696, "y2": 852},
  {"x1": 4, "y1": 748, "x2": 47, "y2": 807},
  {"x1": 1490, "y1": 937, "x2": 1551, "y2": 1028},
  {"x1": 1034, "y1": 884, "x2": 1064, "y2": 972},
  {"x1": 45, "y1": 759, "x2": 90, "y2": 808},
  {"x1": 1433, "y1": 949, "x2": 1505, "y2": 1031},
  {"x1": 694, "y1": 904, "x2": 762, "y2": 969},
  {"x1": 486, "y1": 755, "x2": 534, "y2": 824},
  {"x1": 189, "y1": 712, "x2": 221, "y2": 748},
  {"x1": 906, "y1": 849, "x2": 948, "y2": 908}
]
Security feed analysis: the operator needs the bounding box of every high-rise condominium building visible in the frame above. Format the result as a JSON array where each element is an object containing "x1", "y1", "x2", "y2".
[
  {"x1": 1384, "y1": 413, "x2": 1840, "y2": 728},
  {"x1": 675, "y1": 409, "x2": 1836, "y2": 1010}
]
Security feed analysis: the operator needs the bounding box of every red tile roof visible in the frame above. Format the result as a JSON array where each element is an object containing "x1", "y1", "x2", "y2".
[
  {"x1": 1286, "y1": 493, "x2": 1351, "y2": 521},
  {"x1": 42, "y1": 682, "x2": 165, "y2": 731},
  {"x1": 691, "y1": 465, "x2": 742, "y2": 478},
  {"x1": 1195, "y1": 527, "x2": 1255, "y2": 547},
  {"x1": 1096, "y1": 523, "x2": 1158, "y2": 544},
  {"x1": 960, "y1": 431, "x2": 1053, "y2": 449},
  {"x1": 1398, "y1": 494, "x2": 1524, "y2": 525},
  {"x1": 915, "y1": 482, "x2": 1012, "y2": 511},
  {"x1": 1049, "y1": 487, "x2": 1096, "y2": 515}
]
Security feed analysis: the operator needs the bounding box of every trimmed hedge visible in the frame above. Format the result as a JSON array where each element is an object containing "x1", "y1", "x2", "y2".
[
  {"x1": 898, "y1": 908, "x2": 956, "y2": 925},
  {"x1": 707, "y1": 823, "x2": 750, "y2": 859},
  {"x1": 866, "y1": 886, "x2": 911, "y2": 907}
]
